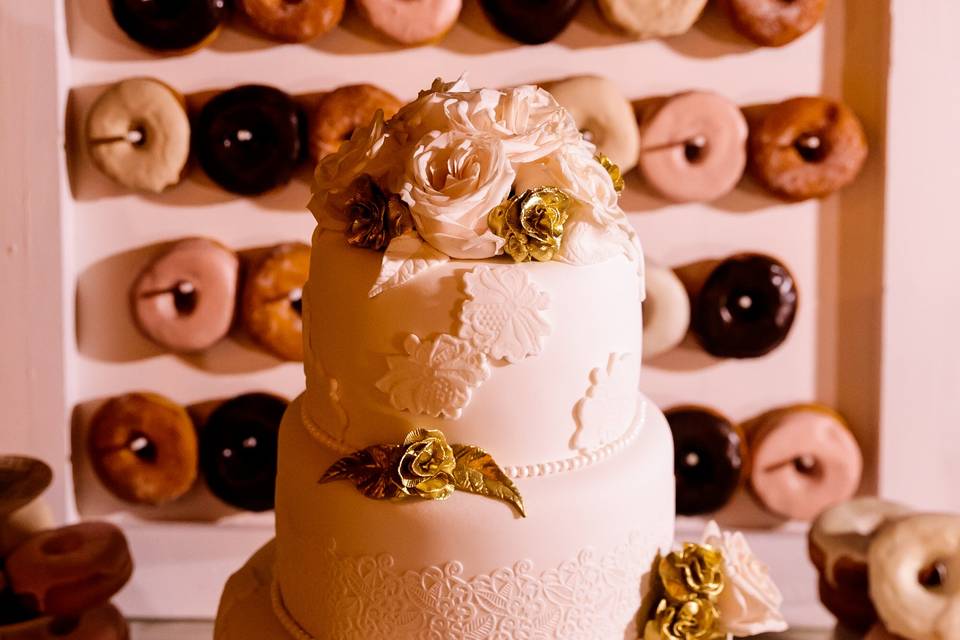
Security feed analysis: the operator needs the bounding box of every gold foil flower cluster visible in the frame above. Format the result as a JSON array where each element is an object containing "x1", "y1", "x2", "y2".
[
  {"x1": 644, "y1": 544, "x2": 727, "y2": 640},
  {"x1": 596, "y1": 153, "x2": 625, "y2": 194},
  {"x1": 396, "y1": 429, "x2": 456, "y2": 500},
  {"x1": 488, "y1": 187, "x2": 571, "y2": 263},
  {"x1": 339, "y1": 174, "x2": 414, "y2": 251}
]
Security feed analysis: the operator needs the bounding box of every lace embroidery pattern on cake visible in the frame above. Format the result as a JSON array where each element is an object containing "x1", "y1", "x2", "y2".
[
  {"x1": 300, "y1": 393, "x2": 648, "y2": 479},
  {"x1": 271, "y1": 531, "x2": 656, "y2": 640}
]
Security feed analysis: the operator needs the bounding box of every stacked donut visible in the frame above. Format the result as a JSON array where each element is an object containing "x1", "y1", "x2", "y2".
[
  {"x1": 809, "y1": 498, "x2": 960, "y2": 640},
  {"x1": 0, "y1": 456, "x2": 131, "y2": 638},
  {"x1": 86, "y1": 392, "x2": 288, "y2": 513},
  {"x1": 666, "y1": 404, "x2": 863, "y2": 521}
]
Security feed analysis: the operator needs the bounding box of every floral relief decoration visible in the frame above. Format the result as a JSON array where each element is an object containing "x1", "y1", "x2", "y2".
[{"x1": 572, "y1": 353, "x2": 641, "y2": 452}]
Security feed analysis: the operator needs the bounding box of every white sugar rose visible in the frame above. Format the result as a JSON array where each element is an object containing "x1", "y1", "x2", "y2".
[
  {"x1": 388, "y1": 77, "x2": 471, "y2": 149},
  {"x1": 701, "y1": 521, "x2": 788, "y2": 636},
  {"x1": 400, "y1": 130, "x2": 513, "y2": 259},
  {"x1": 514, "y1": 143, "x2": 620, "y2": 223}
]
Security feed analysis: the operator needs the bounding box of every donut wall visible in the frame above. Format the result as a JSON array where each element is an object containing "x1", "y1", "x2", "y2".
[{"x1": 6, "y1": 0, "x2": 960, "y2": 628}]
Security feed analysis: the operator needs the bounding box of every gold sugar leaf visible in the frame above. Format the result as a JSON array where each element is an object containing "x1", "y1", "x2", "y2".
[
  {"x1": 451, "y1": 445, "x2": 526, "y2": 517},
  {"x1": 319, "y1": 444, "x2": 406, "y2": 500}
]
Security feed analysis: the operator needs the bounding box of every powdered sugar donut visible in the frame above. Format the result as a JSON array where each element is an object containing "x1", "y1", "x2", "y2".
[
  {"x1": 869, "y1": 514, "x2": 960, "y2": 640},
  {"x1": 356, "y1": 0, "x2": 462, "y2": 45},
  {"x1": 748, "y1": 404, "x2": 863, "y2": 521},
  {"x1": 239, "y1": 0, "x2": 345, "y2": 42},
  {"x1": 720, "y1": 0, "x2": 826, "y2": 47},
  {"x1": 597, "y1": 0, "x2": 707, "y2": 38},
  {"x1": 642, "y1": 262, "x2": 690, "y2": 359},
  {"x1": 638, "y1": 91, "x2": 748, "y2": 202}
]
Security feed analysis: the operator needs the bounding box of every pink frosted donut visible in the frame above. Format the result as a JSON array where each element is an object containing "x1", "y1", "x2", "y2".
[
  {"x1": 638, "y1": 91, "x2": 748, "y2": 202},
  {"x1": 748, "y1": 404, "x2": 863, "y2": 521},
  {"x1": 356, "y1": 0, "x2": 462, "y2": 45},
  {"x1": 5, "y1": 522, "x2": 133, "y2": 617},
  {"x1": 131, "y1": 238, "x2": 239, "y2": 353}
]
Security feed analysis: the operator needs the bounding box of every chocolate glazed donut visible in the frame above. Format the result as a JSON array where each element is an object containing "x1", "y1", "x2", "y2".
[
  {"x1": 692, "y1": 253, "x2": 798, "y2": 359},
  {"x1": 110, "y1": 0, "x2": 231, "y2": 52},
  {"x1": 194, "y1": 85, "x2": 305, "y2": 196},
  {"x1": 665, "y1": 406, "x2": 746, "y2": 516},
  {"x1": 480, "y1": 0, "x2": 584, "y2": 44}
]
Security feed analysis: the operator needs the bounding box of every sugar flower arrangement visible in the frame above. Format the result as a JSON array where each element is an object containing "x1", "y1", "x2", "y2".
[
  {"x1": 308, "y1": 77, "x2": 641, "y2": 297},
  {"x1": 642, "y1": 522, "x2": 788, "y2": 640}
]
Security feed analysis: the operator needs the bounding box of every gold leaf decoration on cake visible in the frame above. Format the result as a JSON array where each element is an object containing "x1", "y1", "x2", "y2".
[
  {"x1": 488, "y1": 187, "x2": 570, "y2": 263},
  {"x1": 451, "y1": 444, "x2": 526, "y2": 517},
  {"x1": 653, "y1": 597, "x2": 724, "y2": 640},
  {"x1": 319, "y1": 429, "x2": 525, "y2": 516},
  {"x1": 338, "y1": 174, "x2": 414, "y2": 251},
  {"x1": 659, "y1": 543, "x2": 724, "y2": 602},
  {"x1": 595, "y1": 153, "x2": 625, "y2": 194}
]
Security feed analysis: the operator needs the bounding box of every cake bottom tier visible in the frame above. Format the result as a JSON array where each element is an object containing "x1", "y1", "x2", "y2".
[{"x1": 217, "y1": 393, "x2": 675, "y2": 640}]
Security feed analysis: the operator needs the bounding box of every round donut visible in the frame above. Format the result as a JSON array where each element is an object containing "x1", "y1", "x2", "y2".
[
  {"x1": 241, "y1": 243, "x2": 310, "y2": 362},
  {"x1": 869, "y1": 514, "x2": 960, "y2": 640},
  {"x1": 200, "y1": 393, "x2": 288, "y2": 512},
  {"x1": 239, "y1": 0, "x2": 345, "y2": 42},
  {"x1": 131, "y1": 238, "x2": 239, "y2": 353},
  {"x1": 747, "y1": 404, "x2": 863, "y2": 521},
  {"x1": 596, "y1": 0, "x2": 707, "y2": 38},
  {"x1": 86, "y1": 78, "x2": 190, "y2": 194},
  {"x1": 750, "y1": 96, "x2": 868, "y2": 201},
  {"x1": 356, "y1": 0, "x2": 462, "y2": 45},
  {"x1": 642, "y1": 262, "x2": 690, "y2": 359},
  {"x1": 0, "y1": 498, "x2": 55, "y2": 559},
  {"x1": 0, "y1": 456, "x2": 52, "y2": 519},
  {"x1": 665, "y1": 405, "x2": 746, "y2": 516},
  {"x1": 691, "y1": 253, "x2": 798, "y2": 359},
  {"x1": 480, "y1": 0, "x2": 583, "y2": 44},
  {"x1": 543, "y1": 76, "x2": 640, "y2": 172},
  {"x1": 194, "y1": 85, "x2": 304, "y2": 196},
  {"x1": 87, "y1": 392, "x2": 198, "y2": 506},
  {"x1": 109, "y1": 0, "x2": 229, "y2": 52},
  {"x1": 720, "y1": 0, "x2": 827, "y2": 47},
  {"x1": 638, "y1": 91, "x2": 748, "y2": 202},
  {"x1": 5, "y1": 522, "x2": 133, "y2": 617},
  {"x1": 310, "y1": 85, "x2": 402, "y2": 161}
]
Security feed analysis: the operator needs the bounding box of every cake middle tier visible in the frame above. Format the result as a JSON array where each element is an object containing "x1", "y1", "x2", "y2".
[{"x1": 303, "y1": 228, "x2": 645, "y2": 468}]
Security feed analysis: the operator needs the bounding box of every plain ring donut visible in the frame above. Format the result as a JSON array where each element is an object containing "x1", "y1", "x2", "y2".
[
  {"x1": 86, "y1": 78, "x2": 190, "y2": 194},
  {"x1": 241, "y1": 242, "x2": 311, "y2": 361},
  {"x1": 750, "y1": 96, "x2": 868, "y2": 201},
  {"x1": 869, "y1": 513, "x2": 960, "y2": 640},
  {"x1": 310, "y1": 85, "x2": 402, "y2": 161},
  {"x1": 638, "y1": 91, "x2": 748, "y2": 202},
  {"x1": 356, "y1": 0, "x2": 462, "y2": 45},
  {"x1": 239, "y1": 0, "x2": 345, "y2": 42},
  {"x1": 109, "y1": 0, "x2": 229, "y2": 53},
  {"x1": 480, "y1": 0, "x2": 583, "y2": 44},
  {"x1": 720, "y1": 0, "x2": 827, "y2": 47},
  {"x1": 542, "y1": 76, "x2": 641, "y2": 172},
  {"x1": 642, "y1": 262, "x2": 690, "y2": 359},
  {"x1": 597, "y1": 0, "x2": 707, "y2": 38}
]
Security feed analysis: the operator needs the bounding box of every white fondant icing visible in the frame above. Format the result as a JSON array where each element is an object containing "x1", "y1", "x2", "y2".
[
  {"x1": 573, "y1": 353, "x2": 641, "y2": 452},
  {"x1": 459, "y1": 266, "x2": 550, "y2": 363},
  {"x1": 369, "y1": 232, "x2": 449, "y2": 298},
  {"x1": 376, "y1": 334, "x2": 490, "y2": 419}
]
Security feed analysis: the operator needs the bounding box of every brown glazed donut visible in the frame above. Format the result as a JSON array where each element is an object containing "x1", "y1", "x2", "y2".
[
  {"x1": 750, "y1": 96, "x2": 868, "y2": 200},
  {"x1": 310, "y1": 85, "x2": 402, "y2": 161},
  {"x1": 239, "y1": 0, "x2": 345, "y2": 42},
  {"x1": 88, "y1": 392, "x2": 198, "y2": 506},
  {"x1": 241, "y1": 243, "x2": 310, "y2": 361},
  {"x1": 720, "y1": 0, "x2": 827, "y2": 47}
]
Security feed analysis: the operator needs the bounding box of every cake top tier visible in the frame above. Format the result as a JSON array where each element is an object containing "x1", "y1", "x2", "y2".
[{"x1": 308, "y1": 77, "x2": 643, "y2": 298}]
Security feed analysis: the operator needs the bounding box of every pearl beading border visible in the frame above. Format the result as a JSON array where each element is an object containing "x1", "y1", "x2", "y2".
[
  {"x1": 301, "y1": 395, "x2": 648, "y2": 480},
  {"x1": 271, "y1": 580, "x2": 315, "y2": 640}
]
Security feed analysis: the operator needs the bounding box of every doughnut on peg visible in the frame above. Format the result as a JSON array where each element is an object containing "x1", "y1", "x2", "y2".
[
  {"x1": 238, "y1": 0, "x2": 346, "y2": 42},
  {"x1": 718, "y1": 0, "x2": 827, "y2": 47},
  {"x1": 642, "y1": 261, "x2": 690, "y2": 360}
]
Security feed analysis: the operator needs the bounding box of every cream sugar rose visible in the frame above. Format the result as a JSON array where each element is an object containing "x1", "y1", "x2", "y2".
[{"x1": 214, "y1": 79, "x2": 786, "y2": 640}]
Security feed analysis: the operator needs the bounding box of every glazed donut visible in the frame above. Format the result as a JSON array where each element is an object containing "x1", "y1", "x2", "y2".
[
  {"x1": 194, "y1": 85, "x2": 304, "y2": 196},
  {"x1": 480, "y1": 0, "x2": 583, "y2": 44},
  {"x1": 747, "y1": 404, "x2": 863, "y2": 521},
  {"x1": 750, "y1": 96, "x2": 868, "y2": 201},
  {"x1": 131, "y1": 238, "x2": 239, "y2": 353},
  {"x1": 239, "y1": 0, "x2": 345, "y2": 42},
  {"x1": 542, "y1": 76, "x2": 641, "y2": 172},
  {"x1": 596, "y1": 0, "x2": 707, "y2": 38},
  {"x1": 5, "y1": 522, "x2": 133, "y2": 616},
  {"x1": 720, "y1": 0, "x2": 827, "y2": 47},
  {"x1": 642, "y1": 262, "x2": 690, "y2": 359},
  {"x1": 691, "y1": 253, "x2": 798, "y2": 359},
  {"x1": 241, "y1": 243, "x2": 310, "y2": 361},
  {"x1": 310, "y1": 85, "x2": 402, "y2": 161},
  {"x1": 638, "y1": 91, "x2": 748, "y2": 202},
  {"x1": 109, "y1": 0, "x2": 229, "y2": 52},
  {"x1": 356, "y1": 0, "x2": 462, "y2": 45},
  {"x1": 869, "y1": 514, "x2": 960, "y2": 640},
  {"x1": 200, "y1": 393, "x2": 288, "y2": 512},
  {"x1": 86, "y1": 78, "x2": 190, "y2": 194},
  {"x1": 665, "y1": 406, "x2": 746, "y2": 516},
  {"x1": 87, "y1": 392, "x2": 198, "y2": 506}
]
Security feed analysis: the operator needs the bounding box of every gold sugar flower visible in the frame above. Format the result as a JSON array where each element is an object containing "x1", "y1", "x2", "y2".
[
  {"x1": 596, "y1": 153, "x2": 625, "y2": 194},
  {"x1": 488, "y1": 187, "x2": 571, "y2": 263},
  {"x1": 395, "y1": 429, "x2": 456, "y2": 500},
  {"x1": 341, "y1": 174, "x2": 414, "y2": 251},
  {"x1": 660, "y1": 543, "x2": 725, "y2": 602},
  {"x1": 656, "y1": 597, "x2": 724, "y2": 640}
]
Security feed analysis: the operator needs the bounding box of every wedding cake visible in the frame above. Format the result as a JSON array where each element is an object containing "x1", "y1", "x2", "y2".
[{"x1": 215, "y1": 78, "x2": 676, "y2": 640}]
